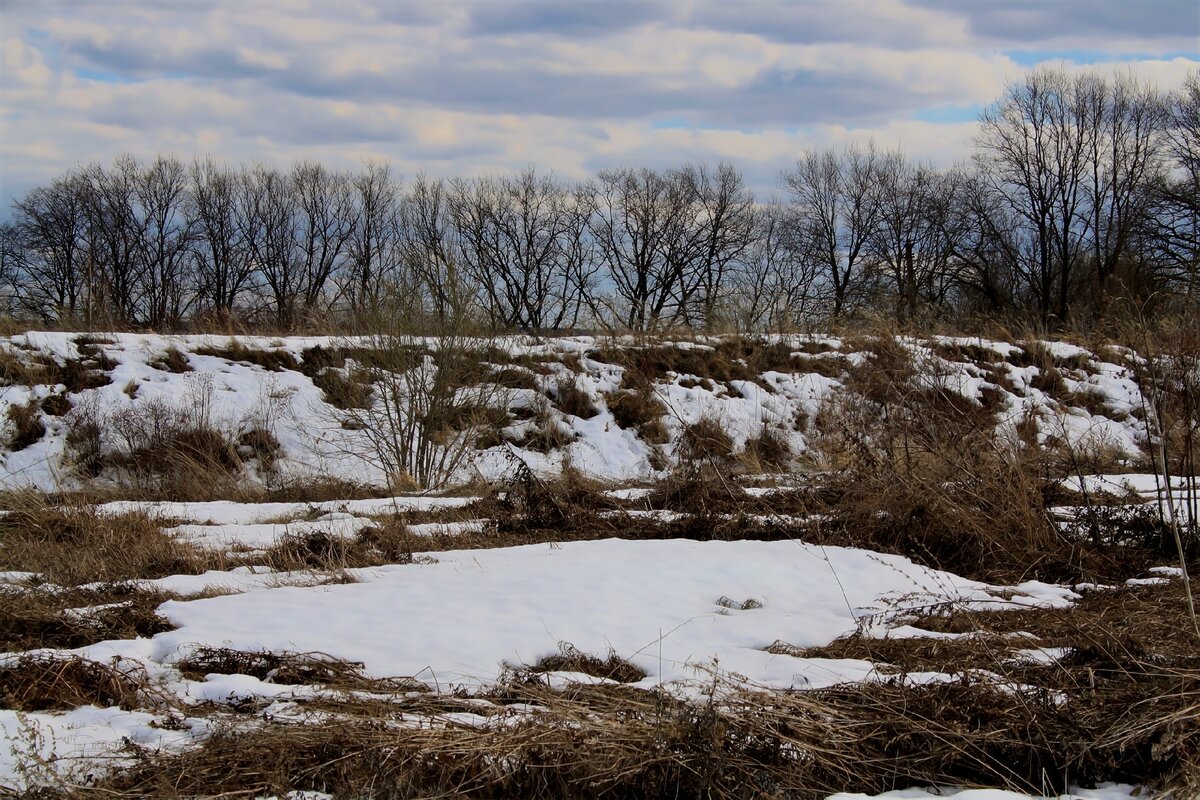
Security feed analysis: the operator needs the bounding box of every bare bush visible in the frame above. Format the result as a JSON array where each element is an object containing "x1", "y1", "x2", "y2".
[
  {"x1": 812, "y1": 333, "x2": 1071, "y2": 581},
  {"x1": 330, "y1": 319, "x2": 511, "y2": 490}
]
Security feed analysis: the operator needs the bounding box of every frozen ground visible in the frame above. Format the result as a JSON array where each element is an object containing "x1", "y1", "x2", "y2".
[
  {"x1": 0, "y1": 332, "x2": 1191, "y2": 795},
  {"x1": 0, "y1": 534, "x2": 1099, "y2": 792},
  {"x1": 0, "y1": 331, "x2": 1155, "y2": 492}
]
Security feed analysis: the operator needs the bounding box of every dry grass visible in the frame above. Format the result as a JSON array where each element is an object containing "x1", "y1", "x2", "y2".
[
  {"x1": 739, "y1": 424, "x2": 792, "y2": 472},
  {"x1": 193, "y1": 339, "x2": 299, "y2": 372},
  {"x1": 680, "y1": 417, "x2": 735, "y2": 463},
  {"x1": 552, "y1": 377, "x2": 599, "y2": 419},
  {"x1": 592, "y1": 337, "x2": 805, "y2": 384},
  {"x1": 1, "y1": 583, "x2": 176, "y2": 651},
  {"x1": 0, "y1": 653, "x2": 161, "y2": 712},
  {"x1": 490, "y1": 366, "x2": 539, "y2": 391},
  {"x1": 0, "y1": 345, "x2": 113, "y2": 394},
  {"x1": 147, "y1": 346, "x2": 193, "y2": 374},
  {"x1": 604, "y1": 387, "x2": 669, "y2": 444},
  {"x1": 496, "y1": 399, "x2": 572, "y2": 452},
  {"x1": 311, "y1": 367, "x2": 373, "y2": 410},
  {"x1": 0, "y1": 496, "x2": 211, "y2": 586},
  {"x1": 80, "y1": 654, "x2": 1198, "y2": 799},
  {"x1": 251, "y1": 523, "x2": 426, "y2": 572},
  {"x1": 520, "y1": 643, "x2": 647, "y2": 684},
  {"x1": 39, "y1": 392, "x2": 72, "y2": 417},
  {"x1": 175, "y1": 647, "x2": 426, "y2": 693},
  {"x1": 5, "y1": 399, "x2": 45, "y2": 451},
  {"x1": 806, "y1": 333, "x2": 1093, "y2": 583}
]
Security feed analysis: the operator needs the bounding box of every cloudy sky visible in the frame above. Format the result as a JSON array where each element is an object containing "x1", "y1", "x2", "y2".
[{"x1": 2, "y1": 0, "x2": 1197, "y2": 205}]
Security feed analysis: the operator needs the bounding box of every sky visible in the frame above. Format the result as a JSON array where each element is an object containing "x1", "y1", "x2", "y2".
[{"x1": 1, "y1": 0, "x2": 1197, "y2": 207}]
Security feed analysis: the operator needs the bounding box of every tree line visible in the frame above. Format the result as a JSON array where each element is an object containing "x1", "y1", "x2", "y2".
[{"x1": 2, "y1": 67, "x2": 1197, "y2": 333}]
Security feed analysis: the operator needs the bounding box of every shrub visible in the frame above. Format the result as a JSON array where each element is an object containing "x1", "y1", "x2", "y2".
[
  {"x1": 5, "y1": 400, "x2": 45, "y2": 451},
  {"x1": 329, "y1": 324, "x2": 512, "y2": 490}
]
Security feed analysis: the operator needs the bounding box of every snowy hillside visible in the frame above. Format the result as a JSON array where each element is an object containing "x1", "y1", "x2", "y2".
[{"x1": 0, "y1": 331, "x2": 1153, "y2": 492}]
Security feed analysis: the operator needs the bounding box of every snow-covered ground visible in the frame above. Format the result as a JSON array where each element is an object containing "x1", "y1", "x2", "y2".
[
  {"x1": 0, "y1": 331, "x2": 1157, "y2": 492},
  {"x1": 0, "y1": 332, "x2": 1190, "y2": 795},
  {"x1": 2, "y1": 536, "x2": 1084, "y2": 791}
]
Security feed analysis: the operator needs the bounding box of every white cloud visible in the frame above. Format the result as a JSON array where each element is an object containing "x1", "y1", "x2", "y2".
[{"x1": 0, "y1": 0, "x2": 1196, "y2": 208}]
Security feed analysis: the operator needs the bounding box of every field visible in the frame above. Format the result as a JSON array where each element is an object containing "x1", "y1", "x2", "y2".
[{"x1": 0, "y1": 331, "x2": 1196, "y2": 798}]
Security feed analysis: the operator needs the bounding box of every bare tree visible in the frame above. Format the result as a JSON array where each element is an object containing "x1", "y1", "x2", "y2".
[
  {"x1": 869, "y1": 153, "x2": 967, "y2": 319},
  {"x1": 401, "y1": 174, "x2": 471, "y2": 325},
  {"x1": 977, "y1": 67, "x2": 1096, "y2": 322},
  {"x1": 729, "y1": 201, "x2": 828, "y2": 331},
  {"x1": 1078, "y1": 71, "x2": 1165, "y2": 306},
  {"x1": 587, "y1": 166, "x2": 694, "y2": 330},
  {"x1": 82, "y1": 156, "x2": 145, "y2": 325},
  {"x1": 136, "y1": 156, "x2": 194, "y2": 328},
  {"x1": 242, "y1": 165, "x2": 299, "y2": 325},
  {"x1": 0, "y1": 223, "x2": 27, "y2": 317},
  {"x1": 946, "y1": 167, "x2": 1023, "y2": 314},
  {"x1": 449, "y1": 168, "x2": 593, "y2": 331},
  {"x1": 10, "y1": 174, "x2": 90, "y2": 320},
  {"x1": 781, "y1": 145, "x2": 883, "y2": 318},
  {"x1": 1140, "y1": 72, "x2": 1200, "y2": 303},
  {"x1": 677, "y1": 163, "x2": 757, "y2": 327},
  {"x1": 189, "y1": 159, "x2": 255, "y2": 319},
  {"x1": 291, "y1": 161, "x2": 357, "y2": 316},
  {"x1": 346, "y1": 161, "x2": 405, "y2": 314}
]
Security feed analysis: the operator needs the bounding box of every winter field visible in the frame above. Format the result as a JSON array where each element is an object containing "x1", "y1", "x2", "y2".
[{"x1": 0, "y1": 330, "x2": 1196, "y2": 798}]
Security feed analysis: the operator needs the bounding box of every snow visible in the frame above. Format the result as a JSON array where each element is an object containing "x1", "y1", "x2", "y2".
[
  {"x1": 0, "y1": 332, "x2": 1159, "y2": 491},
  {"x1": 147, "y1": 538, "x2": 1051, "y2": 691},
  {"x1": 0, "y1": 332, "x2": 1179, "y2": 796},
  {"x1": 0, "y1": 705, "x2": 206, "y2": 793},
  {"x1": 99, "y1": 495, "x2": 474, "y2": 525}
]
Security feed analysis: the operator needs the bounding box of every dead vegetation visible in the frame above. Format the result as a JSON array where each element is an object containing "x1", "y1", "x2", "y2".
[
  {"x1": 2, "y1": 583, "x2": 1195, "y2": 798},
  {"x1": 0, "y1": 654, "x2": 157, "y2": 712},
  {"x1": 147, "y1": 346, "x2": 192, "y2": 373},
  {"x1": 5, "y1": 399, "x2": 46, "y2": 451},
  {"x1": 591, "y1": 337, "x2": 809, "y2": 384},
  {"x1": 193, "y1": 339, "x2": 298, "y2": 372},
  {"x1": 604, "y1": 387, "x2": 669, "y2": 443},
  {"x1": 519, "y1": 642, "x2": 647, "y2": 684},
  {"x1": 812, "y1": 333, "x2": 1094, "y2": 583},
  {"x1": 0, "y1": 497, "x2": 209, "y2": 586},
  {"x1": 739, "y1": 424, "x2": 792, "y2": 471},
  {"x1": 77, "y1": 645, "x2": 1199, "y2": 799},
  {"x1": 176, "y1": 647, "x2": 425, "y2": 693},
  {"x1": 61, "y1": 379, "x2": 285, "y2": 499},
  {"x1": 552, "y1": 377, "x2": 599, "y2": 419},
  {"x1": 253, "y1": 523, "x2": 426, "y2": 572},
  {"x1": 0, "y1": 342, "x2": 114, "y2": 394},
  {"x1": 2, "y1": 332, "x2": 1199, "y2": 797},
  {"x1": 1, "y1": 583, "x2": 176, "y2": 651},
  {"x1": 680, "y1": 417, "x2": 735, "y2": 463}
]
